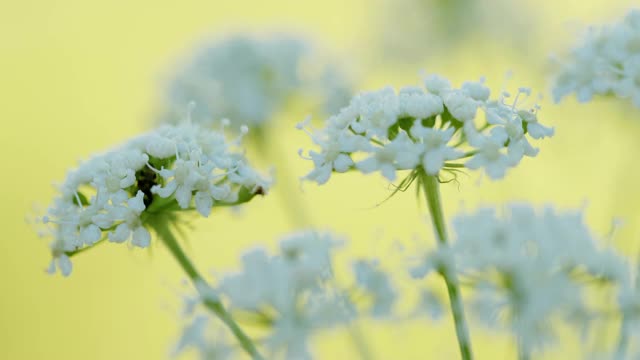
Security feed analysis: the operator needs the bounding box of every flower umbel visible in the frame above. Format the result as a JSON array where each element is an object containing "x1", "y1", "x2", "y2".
[
  {"x1": 219, "y1": 231, "x2": 351, "y2": 359},
  {"x1": 39, "y1": 123, "x2": 269, "y2": 276},
  {"x1": 299, "y1": 74, "x2": 553, "y2": 183},
  {"x1": 552, "y1": 9, "x2": 640, "y2": 107},
  {"x1": 411, "y1": 204, "x2": 628, "y2": 355},
  {"x1": 161, "y1": 33, "x2": 352, "y2": 131},
  {"x1": 176, "y1": 230, "x2": 400, "y2": 359}
]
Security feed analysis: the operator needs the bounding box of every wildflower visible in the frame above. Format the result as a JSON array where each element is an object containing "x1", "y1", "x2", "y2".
[
  {"x1": 176, "y1": 230, "x2": 405, "y2": 359},
  {"x1": 160, "y1": 33, "x2": 352, "y2": 131},
  {"x1": 38, "y1": 123, "x2": 269, "y2": 276},
  {"x1": 553, "y1": 9, "x2": 640, "y2": 107},
  {"x1": 218, "y1": 231, "x2": 353, "y2": 359},
  {"x1": 412, "y1": 204, "x2": 628, "y2": 354},
  {"x1": 300, "y1": 74, "x2": 552, "y2": 182}
]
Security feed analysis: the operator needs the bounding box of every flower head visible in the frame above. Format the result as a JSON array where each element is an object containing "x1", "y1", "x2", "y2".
[
  {"x1": 218, "y1": 231, "x2": 352, "y2": 359},
  {"x1": 553, "y1": 9, "x2": 640, "y2": 107},
  {"x1": 38, "y1": 123, "x2": 269, "y2": 276},
  {"x1": 300, "y1": 74, "x2": 552, "y2": 183},
  {"x1": 178, "y1": 230, "x2": 400, "y2": 359},
  {"x1": 412, "y1": 204, "x2": 628, "y2": 354},
  {"x1": 372, "y1": 0, "x2": 535, "y2": 64},
  {"x1": 160, "y1": 33, "x2": 352, "y2": 131}
]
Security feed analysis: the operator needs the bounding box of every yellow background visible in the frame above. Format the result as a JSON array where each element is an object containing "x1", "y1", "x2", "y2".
[{"x1": 1, "y1": 0, "x2": 639, "y2": 359}]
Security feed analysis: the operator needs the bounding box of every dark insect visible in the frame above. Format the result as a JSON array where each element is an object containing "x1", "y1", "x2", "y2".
[
  {"x1": 253, "y1": 186, "x2": 265, "y2": 196},
  {"x1": 135, "y1": 166, "x2": 158, "y2": 207}
]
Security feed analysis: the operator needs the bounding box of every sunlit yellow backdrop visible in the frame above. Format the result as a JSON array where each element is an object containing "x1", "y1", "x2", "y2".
[{"x1": 1, "y1": 0, "x2": 638, "y2": 359}]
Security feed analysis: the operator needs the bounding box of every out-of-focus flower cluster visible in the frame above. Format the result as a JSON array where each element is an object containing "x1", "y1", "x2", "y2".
[
  {"x1": 161, "y1": 33, "x2": 352, "y2": 131},
  {"x1": 411, "y1": 204, "x2": 631, "y2": 355},
  {"x1": 553, "y1": 9, "x2": 640, "y2": 107},
  {"x1": 300, "y1": 74, "x2": 553, "y2": 184},
  {"x1": 175, "y1": 231, "x2": 397, "y2": 360},
  {"x1": 39, "y1": 123, "x2": 269, "y2": 276},
  {"x1": 371, "y1": 0, "x2": 537, "y2": 64}
]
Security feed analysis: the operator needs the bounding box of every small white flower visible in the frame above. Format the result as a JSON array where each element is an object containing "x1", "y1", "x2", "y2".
[
  {"x1": 302, "y1": 125, "x2": 370, "y2": 184},
  {"x1": 424, "y1": 74, "x2": 451, "y2": 95},
  {"x1": 351, "y1": 87, "x2": 400, "y2": 138},
  {"x1": 443, "y1": 90, "x2": 478, "y2": 122},
  {"x1": 466, "y1": 134, "x2": 516, "y2": 179},
  {"x1": 411, "y1": 124, "x2": 462, "y2": 175},
  {"x1": 518, "y1": 110, "x2": 554, "y2": 139},
  {"x1": 398, "y1": 86, "x2": 444, "y2": 119},
  {"x1": 356, "y1": 132, "x2": 421, "y2": 180},
  {"x1": 462, "y1": 79, "x2": 491, "y2": 101}
]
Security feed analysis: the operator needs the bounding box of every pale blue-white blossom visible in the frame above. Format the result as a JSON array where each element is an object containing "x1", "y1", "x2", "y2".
[
  {"x1": 38, "y1": 123, "x2": 269, "y2": 276},
  {"x1": 300, "y1": 74, "x2": 552, "y2": 183},
  {"x1": 553, "y1": 9, "x2": 640, "y2": 108},
  {"x1": 219, "y1": 231, "x2": 352, "y2": 359},
  {"x1": 411, "y1": 204, "x2": 629, "y2": 355},
  {"x1": 160, "y1": 33, "x2": 352, "y2": 131}
]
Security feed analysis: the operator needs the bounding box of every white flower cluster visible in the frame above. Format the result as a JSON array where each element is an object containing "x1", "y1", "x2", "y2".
[
  {"x1": 411, "y1": 204, "x2": 628, "y2": 354},
  {"x1": 40, "y1": 123, "x2": 269, "y2": 276},
  {"x1": 374, "y1": 0, "x2": 534, "y2": 64},
  {"x1": 162, "y1": 33, "x2": 352, "y2": 130},
  {"x1": 219, "y1": 231, "x2": 351, "y2": 359},
  {"x1": 175, "y1": 231, "x2": 398, "y2": 359},
  {"x1": 300, "y1": 74, "x2": 553, "y2": 183},
  {"x1": 553, "y1": 9, "x2": 640, "y2": 107}
]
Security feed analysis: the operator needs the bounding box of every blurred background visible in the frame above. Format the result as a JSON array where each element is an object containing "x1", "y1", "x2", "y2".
[{"x1": 1, "y1": 0, "x2": 639, "y2": 358}]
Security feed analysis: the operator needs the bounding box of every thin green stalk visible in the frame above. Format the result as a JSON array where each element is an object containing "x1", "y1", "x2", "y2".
[
  {"x1": 615, "y1": 318, "x2": 629, "y2": 360},
  {"x1": 348, "y1": 323, "x2": 375, "y2": 360},
  {"x1": 153, "y1": 220, "x2": 264, "y2": 360},
  {"x1": 517, "y1": 340, "x2": 530, "y2": 360},
  {"x1": 420, "y1": 171, "x2": 473, "y2": 360},
  {"x1": 252, "y1": 129, "x2": 311, "y2": 228}
]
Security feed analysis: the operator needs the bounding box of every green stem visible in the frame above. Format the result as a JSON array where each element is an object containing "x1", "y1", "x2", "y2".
[
  {"x1": 420, "y1": 171, "x2": 473, "y2": 360},
  {"x1": 348, "y1": 323, "x2": 375, "y2": 360},
  {"x1": 615, "y1": 317, "x2": 629, "y2": 360},
  {"x1": 153, "y1": 220, "x2": 264, "y2": 360},
  {"x1": 517, "y1": 340, "x2": 530, "y2": 360}
]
